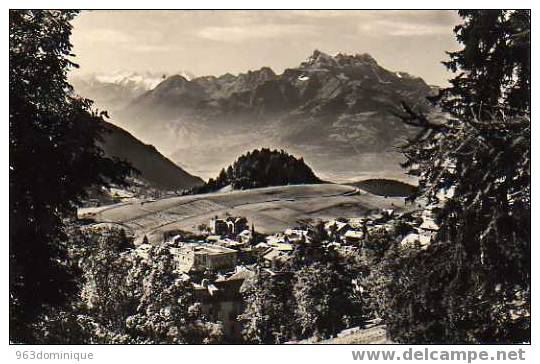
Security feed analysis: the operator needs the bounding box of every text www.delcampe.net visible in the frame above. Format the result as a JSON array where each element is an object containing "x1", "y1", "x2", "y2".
[{"x1": 352, "y1": 348, "x2": 527, "y2": 362}]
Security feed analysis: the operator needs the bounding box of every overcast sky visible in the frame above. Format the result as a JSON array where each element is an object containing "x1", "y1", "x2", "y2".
[{"x1": 70, "y1": 10, "x2": 462, "y2": 86}]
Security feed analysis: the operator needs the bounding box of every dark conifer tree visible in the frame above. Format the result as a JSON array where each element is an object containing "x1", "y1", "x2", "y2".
[
  {"x1": 9, "y1": 10, "x2": 132, "y2": 342},
  {"x1": 388, "y1": 10, "x2": 530, "y2": 343},
  {"x1": 435, "y1": 10, "x2": 530, "y2": 118}
]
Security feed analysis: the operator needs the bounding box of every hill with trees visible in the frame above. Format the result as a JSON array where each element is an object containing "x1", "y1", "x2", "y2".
[{"x1": 191, "y1": 148, "x2": 322, "y2": 193}]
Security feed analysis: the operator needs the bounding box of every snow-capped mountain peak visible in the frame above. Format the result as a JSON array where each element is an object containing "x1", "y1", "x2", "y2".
[
  {"x1": 69, "y1": 70, "x2": 196, "y2": 112},
  {"x1": 79, "y1": 70, "x2": 195, "y2": 91}
]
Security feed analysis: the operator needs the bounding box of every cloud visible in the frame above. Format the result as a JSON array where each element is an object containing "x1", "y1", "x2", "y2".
[
  {"x1": 75, "y1": 28, "x2": 135, "y2": 44},
  {"x1": 70, "y1": 10, "x2": 460, "y2": 86},
  {"x1": 130, "y1": 44, "x2": 178, "y2": 53},
  {"x1": 194, "y1": 11, "x2": 456, "y2": 42},
  {"x1": 382, "y1": 21, "x2": 452, "y2": 37},
  {"x1": 197, "y1": 24, "x2": 315, "y2": 42},
  {"x1": 72, "y1": 26, "x2": 181, "y2": 54},
  {"x1": 283, "y1": 10, "x2": 354, "y2": 18},
  {"x1": 358, "y1": 19, "x2": 453, "y2": 37}
]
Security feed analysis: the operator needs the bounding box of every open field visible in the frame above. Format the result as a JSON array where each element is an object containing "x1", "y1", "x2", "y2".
[{"x1": 78, "y1": 184, "x2": 409, "y2": 243}]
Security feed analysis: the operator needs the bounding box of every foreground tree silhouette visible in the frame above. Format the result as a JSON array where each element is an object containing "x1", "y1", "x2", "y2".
[
  {"x1": 388, "y1": 10, "x2": 530, "y2": 343},
  {"x1": 9, "y1": 10, "x2": 132, "y2": 342},
  {"x1": 436, "y1": 10, "x2": 530, "y2": 118}
]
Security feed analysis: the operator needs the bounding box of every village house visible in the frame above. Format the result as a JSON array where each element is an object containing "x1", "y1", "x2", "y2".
[
  {"x1": 266, "y1": 233, "x2": 286, "y2": 245},
  {"x1": 284, "y1": 228, "x2": 308, "y2": 242},
  {"x1": 418, "y1": 210, "x2": 438, "y2": 233},
  {"x1": 262, "y1": 248, "x2": 290, "y2": 270},
  {"x1": 344, "y1": 230, "x2": 364, "y2": 245},
  {"x1": 215, "y1": 237, "x2": 245, "y2": 249},
  {"x1": 237, "y1": 229, "x2": 252, "y2": 244},
  {"x1": 193, "y1": 267, "x2": 255, "y2": 342},
  {"x1": 324, "y1": 221, "x2": 352, "y2": 239},
  {"x1": 171, "y1": 243, "x2": 238, "y2": 273},
  {"x1": 236, "y1": 246, "x2": 257, "y2": 265},
  {"x1": 400, "y1": 210, "x2": 439, "y2": 248},
  {"x1": 400, "y1": 231, "x2": 432, "y2": 248}
]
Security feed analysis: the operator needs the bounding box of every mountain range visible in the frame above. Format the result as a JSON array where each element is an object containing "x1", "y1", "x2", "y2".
[
  {"x1": 126, "y1": 51, "x2": 432, "y2": 119},
  {"x1": 74, "y1": 51, "x2": 437, "y2": 184},
  {"x1": 70, "y1": 70, "x2": 195, "y2": 113}
]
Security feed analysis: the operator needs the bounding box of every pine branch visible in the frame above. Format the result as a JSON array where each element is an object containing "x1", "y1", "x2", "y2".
[{"x1": 392, "y1": 102, "x2": 446, "y2": 130}]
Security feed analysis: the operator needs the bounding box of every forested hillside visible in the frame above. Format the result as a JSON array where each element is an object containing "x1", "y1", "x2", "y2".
[{"x1": 192, "y1": 148, "x2": 321, "y2": 193}]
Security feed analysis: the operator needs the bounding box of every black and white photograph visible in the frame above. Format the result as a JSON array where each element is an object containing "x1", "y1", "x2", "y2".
[{"x1": 7, "y1": 4, "x2": 532, "y2": 355}]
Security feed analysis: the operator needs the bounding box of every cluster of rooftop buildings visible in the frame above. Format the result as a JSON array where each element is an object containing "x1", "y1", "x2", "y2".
[{"x1": 131, "y1": 209, "x2": 438, "y2": 342}]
